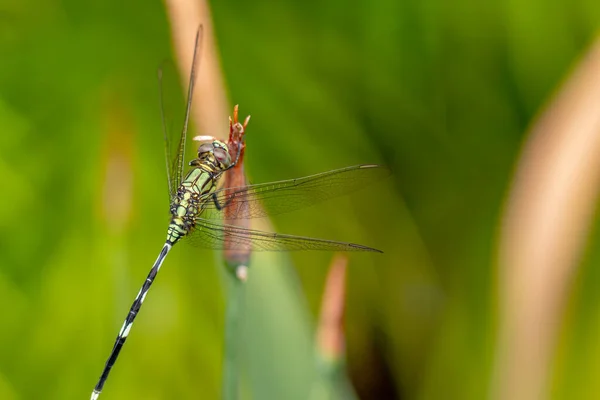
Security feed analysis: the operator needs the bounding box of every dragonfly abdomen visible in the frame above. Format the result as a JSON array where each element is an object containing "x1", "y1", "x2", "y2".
[{"x1": 166, "y1": 221, "x2": 187, "y2": 245}]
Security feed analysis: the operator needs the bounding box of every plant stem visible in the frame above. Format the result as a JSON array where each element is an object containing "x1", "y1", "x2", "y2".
[{"x1": 223, "y1": 270, "x2": 245, "y2": 400}]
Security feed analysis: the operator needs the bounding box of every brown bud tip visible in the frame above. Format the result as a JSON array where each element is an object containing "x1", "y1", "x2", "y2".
[
  {"x1": 233, "y1": 105, "x2": 239, "y2": 124},
  {"x1": 316, "y1": 254, "x2": 348, "y2": 360}
]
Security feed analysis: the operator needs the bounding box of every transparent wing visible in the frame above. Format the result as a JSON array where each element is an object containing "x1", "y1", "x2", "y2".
[
  {"x1": 158, "y1": 61, "x2": 181, "y2": 198},
  {"x1": 158, "y1": 26, "x2": 204, "y2": 198},
  {"x1": 201, "y1": 164, "x2": 390, "y2": 220},
  {"x1": 188, "y1": 218, "x2": 382, "y2": 252}
]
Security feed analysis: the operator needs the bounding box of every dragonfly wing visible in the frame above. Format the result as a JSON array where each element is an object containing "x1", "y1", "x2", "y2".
[
  {"x1": 188, "y1": 218, "x2": 382, "y2": 252},
  {"x1": 158, "y1": 61, "x2": 180, "y2": 198},
  {"x1": 158, "y1": 26, "x2": 204, "y2": 198},
  {"x1": 201, "y1": 164, "x2": 390, "y2": 220}
]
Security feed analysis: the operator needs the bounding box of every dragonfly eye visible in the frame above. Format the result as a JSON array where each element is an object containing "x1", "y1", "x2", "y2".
[
  {"x1": 213, "y1": 147, "x2": 231, "y2": 167},
  {"x1": 197, "y1": 143, "x2": 214, "y2": 156}
]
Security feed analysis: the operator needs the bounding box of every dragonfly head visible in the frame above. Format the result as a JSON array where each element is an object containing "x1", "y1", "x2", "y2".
[{"x1": 192, "y1": 136, "x2": 233, "y2": 170}]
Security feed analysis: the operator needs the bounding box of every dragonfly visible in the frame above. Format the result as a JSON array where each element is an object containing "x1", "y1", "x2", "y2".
[{"x1": 91, "y1": 26, "x2": 386, "y2": 400}]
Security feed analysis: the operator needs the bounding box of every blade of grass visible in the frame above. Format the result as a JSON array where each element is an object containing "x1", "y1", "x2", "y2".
[
  {"x1": 223, "y1": 274, "x2": 245, "y2": 400},
  {"x1": 493, "y1": 36, "x2": 600, "y2": 400}
]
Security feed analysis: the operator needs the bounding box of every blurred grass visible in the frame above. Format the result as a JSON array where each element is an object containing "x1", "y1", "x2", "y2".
[{"x1": 0, "y1": 0, "x2": 599, "y2": 399}]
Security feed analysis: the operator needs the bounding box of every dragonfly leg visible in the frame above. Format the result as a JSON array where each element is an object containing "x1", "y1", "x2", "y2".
[{"x1": 211, "y1": 191, "x2": 234, "y2": 210}]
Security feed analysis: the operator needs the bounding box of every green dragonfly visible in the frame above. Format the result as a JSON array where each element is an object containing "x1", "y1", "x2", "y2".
[{"x1": 91, "y1": 27, "x2": 386, "y2": 400}]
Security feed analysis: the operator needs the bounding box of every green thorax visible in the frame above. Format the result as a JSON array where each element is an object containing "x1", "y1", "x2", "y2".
[{"x1": 166, "y1": 164, "x2": 223, "y2": 245}]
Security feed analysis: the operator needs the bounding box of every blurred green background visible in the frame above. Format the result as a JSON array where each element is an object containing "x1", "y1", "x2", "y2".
[{"x1": 1, "y1": 0, "x2": 600, "y2": 399}]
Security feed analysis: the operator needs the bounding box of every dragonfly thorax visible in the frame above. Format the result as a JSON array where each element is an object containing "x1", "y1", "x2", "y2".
[{"x1": 166, "y1": 166, "x2": 221, "y2": 245}]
